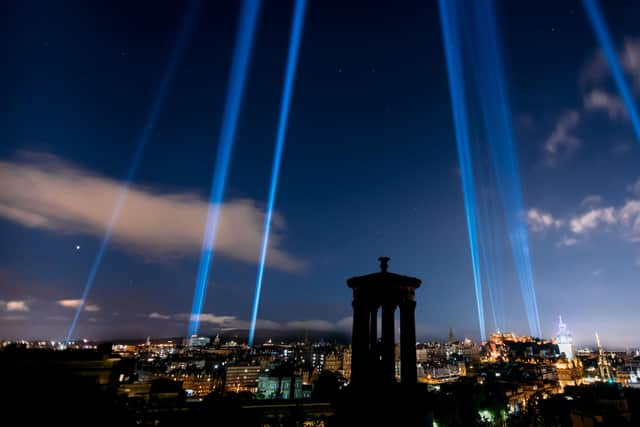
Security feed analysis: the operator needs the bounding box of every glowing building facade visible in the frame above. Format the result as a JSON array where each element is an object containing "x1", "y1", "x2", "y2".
[{"x1": 556, "y1": 316, "x2": 574, "y2": 361}]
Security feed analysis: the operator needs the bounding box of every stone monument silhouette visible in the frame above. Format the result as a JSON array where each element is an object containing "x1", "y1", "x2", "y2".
[{"x1": 335, "y1": 257, "x2": 431, "y2": 426}]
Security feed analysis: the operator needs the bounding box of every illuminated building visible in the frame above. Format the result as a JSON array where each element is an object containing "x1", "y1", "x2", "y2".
[
  {"x1": 182, "y1": 374, "x2": 220, "y2": 397},
  {"x1": 341, "y1": 346, "x2": 351, "y2": 380},
  {"x1": 323, "y1": 353, "x2": 342, "y2": 373},
  {"x1": 555, "y1": 358, "x2": 584, "y2": 390},
  {"x1": 484, "y1": 332, "x2": 557, "y2": 362},
  {"x1": 556, "y1": 316, "x2": 574, "y2": 361},
  {"x1": 256, "y1": 369, "x2": 303, "y2": 400},
  {"x1": 416, "y1": 347, "x2": 428, "y2": 363},
  {"x1": 224, "y1": 365, "x2": 261, "y2": 393},
  {"x1": 311, "y1": 352, "x2": 325, "y2": 371},
  {"x1": 418, "y1": 365, "x2": 461, "y2": 385},
  {"x1": 188, "y1": 335, "x2": 210, "y2": 348},
  {"x1": 596, "y1": 332, "x2": 612, "y2": 382}
]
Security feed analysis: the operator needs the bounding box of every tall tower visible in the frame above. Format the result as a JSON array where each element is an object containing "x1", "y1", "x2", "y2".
[
  {"x1": 556, "y1": 316, "x2": 574, "y2": 361},
  {"x1": 338, "y1": 257, "x2": 431, "y2": 427},
  {"x1": 347, "y1": 257, "x2": 421, "y2": 386},
  {"x1": 595, "y1": 332, "x2": 612, "y2": 381}
]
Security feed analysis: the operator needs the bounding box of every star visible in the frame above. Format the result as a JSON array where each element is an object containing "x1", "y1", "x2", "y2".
[{"x1": 76, "y1": 245, "x2": 81, "y2": 250}]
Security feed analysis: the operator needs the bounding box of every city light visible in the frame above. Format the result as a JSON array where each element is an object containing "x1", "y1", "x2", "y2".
[
  {"x1": 188, "y1": 0, "x2": 262, "y2": 338},
  {"x1": 248, "y1": 0, "x2": 307, "y2": 348},
  {"x1": 64, "y1": 0, "x2": 202, "y2": 344}
]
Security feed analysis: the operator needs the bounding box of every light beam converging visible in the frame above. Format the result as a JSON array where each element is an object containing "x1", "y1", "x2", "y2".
[
  {"x1": 438, "y1": 0, "x2": 487, "y2": 341},
  {"x1": 439, "y1": 0, "x2": 542, "y2": 339},
  {"x1": 65, "y1": 0, "x2": 201, "y2": 344},
  {"x1": 477, "y1": 185, "x2": 505, "y2": 332},
  {"x1": 582, "y1": 0, "x2": 640, "y2": 144},
  {"x1": 187, "y1": 0, "x2": 262, "y2": 339},
  {"x1": 467, "y1": 0, "x2": 542, "y2": 338},
  {"x1": 459, "y1": 16, "x2": 505, "y2": 335},
  {"x1": 248, "y1": 0, "x2": 307, "y2": 347}
]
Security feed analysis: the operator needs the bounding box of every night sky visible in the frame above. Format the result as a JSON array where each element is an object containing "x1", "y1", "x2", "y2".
[{"x1": 2, "y1": 0, "x2": 640, "y2": 347}]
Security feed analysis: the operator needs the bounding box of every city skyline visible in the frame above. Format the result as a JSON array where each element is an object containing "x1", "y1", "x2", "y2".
[{"x1": 3, "y1": 0, "x2": 640, "y2": 347}]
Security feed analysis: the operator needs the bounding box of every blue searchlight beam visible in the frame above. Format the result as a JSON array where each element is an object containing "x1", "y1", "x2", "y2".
[
  {"x1": 248, "y1": 0, "x2": 307, "y2": 347},
  {"x1": 478, "y1": 189, "x2": 503, "y2": 332},
  {"x1": 188, "y1": 0, "x2": 262, "y2": 339},
  {"x1": 65, "y1": 0, "x2": 201, "y2": 344},
  {"x1": 438, "y1": 0, "x2": 487, "y2": 342},
  {"x1": 583, "y1": 0, "x2": 640, "y2": 144},
  {"x1": 468, "y1": 0, "x2": 541, "y2": 337}
]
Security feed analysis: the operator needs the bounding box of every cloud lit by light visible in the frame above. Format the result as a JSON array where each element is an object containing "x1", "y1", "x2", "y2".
[
  {"x1": 0, "y1": 300, "x2": 30, "y2": 312},
  {"x1": 57, "y1": 299, "x2": 99, "y2": 312},
  {"x1": 0, "y1": 152, "x2": 304, "y2": 272}
]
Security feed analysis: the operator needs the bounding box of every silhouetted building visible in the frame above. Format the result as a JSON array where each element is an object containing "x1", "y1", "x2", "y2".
[
  {"x1": 347, "y1": 256, "x2": 421, "y2": 385},
  {"x1": 336, "y1": 257, "x2": 432, "y2": 426}
]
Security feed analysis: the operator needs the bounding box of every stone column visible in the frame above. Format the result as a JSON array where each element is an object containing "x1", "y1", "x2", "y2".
[
  {"x1": 369, "y1": 306, "x2": 378, "y2": 352},
  {"x1": 400, "y1": 300, "x2": 417, "y2": 384},
  {"x1": 381, "y1": 303, "x2": 396, "y2": 383},
  {"x1": 351, "y1": 299, "x2": 370, "y2": 384}
]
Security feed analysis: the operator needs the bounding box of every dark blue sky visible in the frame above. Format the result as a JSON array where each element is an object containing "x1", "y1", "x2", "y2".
[{"x1": 2, "y1": 0, "x2": 639, "y2": 347}]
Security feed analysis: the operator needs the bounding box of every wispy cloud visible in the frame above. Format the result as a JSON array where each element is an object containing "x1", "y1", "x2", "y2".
[
  {"x1": 580, "y1": 38, "x2": 640, "y2": 90},
  {"x1": 628, "y1": 178, "x2": 640, "y2": 196},
  {"x1": 57, "y1": 299, "x2": 83, "y2": 309},
  {"x1": 85, "y1": 304, "x2": 100, "y2": 312},
  {"x1": 152, "y1": 312, "x2": 352, "y2": 332},
  {"x1": 0, "y1": 300, "x2": 30, "y2": 312},
  {"x1": 529, "y1": 179, "x2": 640, "y2": 246},
  {"x1": 583, "y1": 89, "x2": 626, "y2": 120},
  {"x1": 0, "y1": 315, "x2": 28, "y2": 321},
  {"x1": 569, "y1": 207, "x2": 616, "y2": 234},
  {"x1": 621, "y1": 38, "x2": 640, "y2": 91},
  {"x1": 57, "y1": 299, "x2": 100, "y2": 312},
  {"x1": 557, "y1": 237, "x2": 578, "y2": 248},
  {"x1": 618, "y1": 200, "x2": 640, "y2": 242},
  {"x1": 580, "y1": 37, "x2": 640, "y2": 121},
  {"x1": 544, "y1": 110, "x2": 580, "y2": 166},
  {"x1": 0, "y1": 152, "x2": 303, "y2": 272},
  {"x1": 148, "y1": 312, "x2": 170, "y2": 320},
  {"x1": 285, "y1": 320, "x2": 336, "y2": 331},
  {"x1": 542, "y1": 37, "x2": 640, "y2": 167},
  {"x1": 581, "y1": 195, "x2": 603, "y2": 207},
  {"x1": 526, "y1": 208, "x2": 563, "y2": 232},
  {"x1": 580, "y1": 50, "x2": 608, "y2": 87}
]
